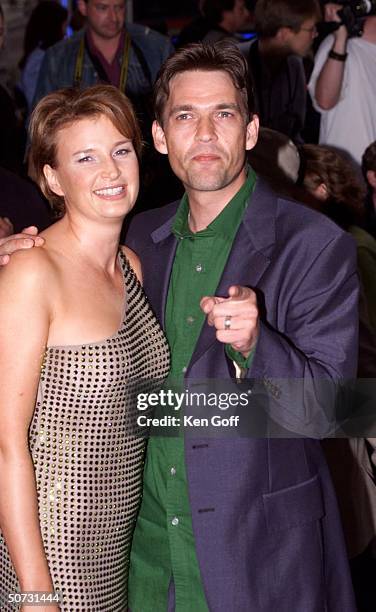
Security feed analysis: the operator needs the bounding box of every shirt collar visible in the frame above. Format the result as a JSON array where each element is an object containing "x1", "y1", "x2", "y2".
[
  {"x1": 173, "y1": 166, "x2": 257, "y2": 240},
  {"x1": 86, "y1": 27, "x2": 126, "y2": 66}
]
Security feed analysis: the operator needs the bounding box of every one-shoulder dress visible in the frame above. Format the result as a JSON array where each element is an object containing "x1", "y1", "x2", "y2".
[{"x1": 0, "y1": 251, "x2": 170, "y2": 611}]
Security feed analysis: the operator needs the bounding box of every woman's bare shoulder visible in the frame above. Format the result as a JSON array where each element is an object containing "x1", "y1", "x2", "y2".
[
  {"x1": 0, "y1": 246, "x2": 57, "y2": 294},
  {"x1": 120, "y1": 245, "x2": 143, "y2": 283}
]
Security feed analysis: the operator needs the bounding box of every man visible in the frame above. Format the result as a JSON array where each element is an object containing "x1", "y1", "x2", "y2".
[
  {"x1": 0, "y1": 43, "x2": 358, "y2": 610},
  {"x1": 33, "y1": 0, "x2": 174, "y2": 109},
  {"x1": 177, "y1": 0, "x2": 255, "y2": 48},
  {"x1": 202, "y1": 0, "x2": 251, "y2": 43},
  {"x1": 248, "y1": 0, "x2": 321, "y2": 143},
  {"x1": 308, "y1": 3, "x2": 376, "y2": 165},
  {"x1": 362, "y1": 141, "x2": 376, "y2": 238},
  {"x1": 176, "y1": 1, "x2": 212, "y2": 47},
  {"x1": 125, "y1": 42, "x2": 358, "y2": 611}
]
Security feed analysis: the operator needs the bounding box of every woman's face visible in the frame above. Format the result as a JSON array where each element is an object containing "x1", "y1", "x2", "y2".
[{"x1": 44, "y1": 114, "x2": 139, "y2": 222}]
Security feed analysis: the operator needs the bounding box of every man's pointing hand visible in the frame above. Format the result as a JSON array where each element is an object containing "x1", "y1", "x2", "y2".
[{"x1": 200, "y1": 285, "x2": 259, "y2": 358}]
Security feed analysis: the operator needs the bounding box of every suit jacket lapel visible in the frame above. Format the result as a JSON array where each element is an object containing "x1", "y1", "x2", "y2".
[{"x1": 143, "y1": 212, "x2": 178, "y2": 329}]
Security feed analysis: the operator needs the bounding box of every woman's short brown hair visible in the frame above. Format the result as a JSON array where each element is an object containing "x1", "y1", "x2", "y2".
[
  {"x1": 29, "y1": 85, "x2": 142, "y2": 214},
  {"x1": 300, "y1": 144, "x2": 366, "y2": 229},
  {"x1": 153, "y1": 40, "x2": 254, "y2": 126}
]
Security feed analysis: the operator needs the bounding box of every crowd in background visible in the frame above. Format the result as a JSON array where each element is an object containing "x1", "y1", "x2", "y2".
[
  {"x1": 0, "y1": 0, "x2": 375, "y2": 609},
  {"x1": 0, "y1": 1, "x2": 375, "y2": 229}
]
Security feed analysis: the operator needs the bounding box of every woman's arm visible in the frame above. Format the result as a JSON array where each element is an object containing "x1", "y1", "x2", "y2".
[{"x1": 0, "y1": 249, "x2": 56, "y2": 597}]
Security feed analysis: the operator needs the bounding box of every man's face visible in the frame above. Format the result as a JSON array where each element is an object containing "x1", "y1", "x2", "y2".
[
  {"x1": 152, "y1": 70, "x2": 258, "y2": 195},
  {"x1": 228, "y1": 0, "x2": 251, "y2": 32},
  {"x1": 366, "y1": 169, "x2": 376, "y2": 195},
  {"x1": 284, "y1": 17, "x2": 318, "y2": 57},
  {"x1": 79, "y1": 0, "x2": 125, "y2": 40}
]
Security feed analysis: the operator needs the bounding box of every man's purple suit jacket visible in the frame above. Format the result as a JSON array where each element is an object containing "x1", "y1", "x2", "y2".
[{"x1": 126, "y1": 179, "x2": 358, "y2": 611}]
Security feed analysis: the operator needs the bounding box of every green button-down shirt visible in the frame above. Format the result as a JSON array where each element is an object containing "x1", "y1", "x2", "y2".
[{"x1": 128, "y1": 170, "x2": 256, "y2": 611}]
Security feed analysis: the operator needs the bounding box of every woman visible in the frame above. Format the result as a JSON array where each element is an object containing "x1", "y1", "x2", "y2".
[
  {"x1": 300, "y1": 143, "x2": 376, "y2": 334},
  {"x1": 0, "y1": 85, "x2": 170, "y2": 611}
]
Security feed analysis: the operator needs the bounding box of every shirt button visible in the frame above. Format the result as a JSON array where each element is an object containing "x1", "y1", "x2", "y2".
[
  {"x1": 171, "y1": 516, "x2": 179, "y2": 526},
  {"x1": 195, "y1": 263, "x2": 203, "y2": 272},
  {"x1": 187, "y1": 315, "x2": 194, "y2": 324},
  {"x1": 182, "y1": 366, "x2": 187, "y2": 373},
  {"x1": 170, "y1": 466, "x2": 176, "y2": 476}
]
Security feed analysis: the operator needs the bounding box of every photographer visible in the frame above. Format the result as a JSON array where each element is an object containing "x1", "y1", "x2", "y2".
[{"x1": 308, "y1": 2, "x2": 376, "y2": 165}]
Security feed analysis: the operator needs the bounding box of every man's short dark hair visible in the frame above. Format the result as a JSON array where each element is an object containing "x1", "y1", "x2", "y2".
[
  {"x1": 202, "y1": 0, "x2": 236, "y2": 26},
  {"x1": 154, "y1": 40, "x2": 255, "y2": 125},
  {"x1": 255, "y1": 0, "x2": 321, "y2": 38},
  {"x1": 362, "y1": 141, "x2": 376, "y2": 176}
]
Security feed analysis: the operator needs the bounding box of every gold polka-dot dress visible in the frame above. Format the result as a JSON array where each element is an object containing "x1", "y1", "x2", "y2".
[{"x1": 0, "y1": 252, "x2": 170, "y2": 611}]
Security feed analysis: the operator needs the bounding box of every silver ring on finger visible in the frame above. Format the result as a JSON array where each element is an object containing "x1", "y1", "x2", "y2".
[{"x1": 224, "y1": 315, "x2": 232, "y2": 330}]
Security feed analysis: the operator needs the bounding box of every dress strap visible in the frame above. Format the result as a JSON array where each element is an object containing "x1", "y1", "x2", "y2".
[{"x1": 118, "y1": 249, "x2": 140, "y2": 293}]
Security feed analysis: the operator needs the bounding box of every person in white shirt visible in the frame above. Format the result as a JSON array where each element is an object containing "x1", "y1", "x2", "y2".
[{"x1": 308, "y1": 3, "x2": 376, "y2": 165}]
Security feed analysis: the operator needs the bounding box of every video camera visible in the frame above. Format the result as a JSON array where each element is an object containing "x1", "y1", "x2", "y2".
[{"x1": 329, "y1": 0, "x2": 376, "y2": 37}]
